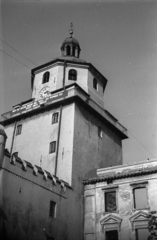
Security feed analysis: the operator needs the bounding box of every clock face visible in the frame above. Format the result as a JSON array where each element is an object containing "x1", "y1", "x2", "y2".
[{"x1": 39, "y1": 86, "x2": 51, "y2": 99}]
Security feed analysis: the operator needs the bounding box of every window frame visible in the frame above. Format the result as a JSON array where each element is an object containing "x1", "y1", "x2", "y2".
[
  {"x1": 68, "y1": 69, "x2": 77, "y2": 81},
  {"x1": 131, "y1": 182, "x2": 149, "y2": 211},
  {"x1": 16, "y1": 124, "x2": 22, "y2": 136},
  {"x1": 42, "y1": 71, "x2": 50, "y2": 84},
  {"x1": 102, "y1": 186, "x2": 119, "y2": 213},
  {"x1": 49, "y1": 141, "x2": 56, "y2": 154},
  {"x1": 52, "y1": 112, "x2": 59, "y2": 124},
  {"x1": 49, "y1": 200, "x2": 57, "y2": 218}
]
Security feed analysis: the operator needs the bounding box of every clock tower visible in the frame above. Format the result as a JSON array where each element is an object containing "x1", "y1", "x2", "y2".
[
  {"x1": 0, "y1": 26, "x2": 127, "y2": 240},
  {"x1": 1, "y1": 26, "x2": 127, "y2": 185}
]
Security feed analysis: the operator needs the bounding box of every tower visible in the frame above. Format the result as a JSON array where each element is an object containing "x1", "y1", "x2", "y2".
[{"x1": 0, "y1": 26, "x2": 128, "y2": 240}]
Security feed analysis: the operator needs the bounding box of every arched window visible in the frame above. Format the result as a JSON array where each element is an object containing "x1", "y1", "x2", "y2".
[
  {"x1": 66, "y1": 45, "x2": 70, "y2": 56},
  {"x1": 72, "y1": 46, "x2": 76, "y2": 56},
  {"x1": 68, "y1": 69, "x2": 77, "y2": 81},
  {"x1": 93, "y1": 78, "x2": 98, "y2": 90},
  {"x1": 42, "y1": 71, "x2": 50, "y2": 84}
]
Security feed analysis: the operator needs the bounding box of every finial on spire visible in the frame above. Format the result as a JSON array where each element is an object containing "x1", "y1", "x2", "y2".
[{"x1": 69, "y1": 22, "x2": 74, "y2": 37}]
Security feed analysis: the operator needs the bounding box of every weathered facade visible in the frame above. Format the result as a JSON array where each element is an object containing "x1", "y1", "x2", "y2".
[
  {"x1": 0, "y1": 28, "x2": 128, "y2": 240},
  {"x1": 0, "y1": 146, "x2": 80, "y2": 240},
  {"x1": 83, "y1": 159, "x2": 157, "y2": 240}
]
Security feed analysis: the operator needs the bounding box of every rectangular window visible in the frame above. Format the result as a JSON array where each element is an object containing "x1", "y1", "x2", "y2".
[
  {"x1": 16, "y1": 124, "x2": 22, "y2": 135},
  {"x1": 49, "y1": 141, "x2": 56, "y2": 154},
  {"x1": 52, "y1": 112, "x2": 59, "y2": 124},
  {"x1": 105, "y1": 230, "x2": 118, "y2": 240},
  {"x1": 135, "y1": 229, "x2": 149, "y2": 240},
  {"x1": 49, "y1": 201, "x2": 56, "y2": 218},
  {"x1": 105, "y1": 191, "x2": 117, "y2": 212},
  {"x1": 133, "y1": 187, "x2": 148, "y2": 209},
  {"x1": 98, "y1": 126, "x2": 102, "y2": 138},
  {"x1": 93, "y1": 78, "x2": 98, "y2": 90}
]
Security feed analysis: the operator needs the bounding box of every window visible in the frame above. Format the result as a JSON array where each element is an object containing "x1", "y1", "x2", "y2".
[
  {"x1": 68, "y1": 69, "x2": 77, "y2": 80},
  {"x1": 133, "y1": 187, "x2": 148, "y2": 209},
  {"x1": 135, "y1": 229, "x2": 149, "y2": 240},
  {"x1": 16, "y1": 124, "x2": 22, "y2": 135},
  {"x1": 66, "y1": 45, "x2": 70, "y2": 55},
  {"x1": 98, "y1": 126, "x2": 103, "y2": 138},
  {"x1": 49, "y1": 201, "x2": 56, "y2": 218},
  {"x1": 49, "y1": 141, "x2": 56, "y2": 153},
  {"x1": 42, "y1": 71, "x2": 50, "y2": 84},
  {"x1": 105, "y1": 191, "x2": 117, "y2": 212},
  {"x1": 52, "y1": 112, "x2": 59, "y2": 124},
  {"x1": 105, "y1": 230, "x2": 118, "y2": 240},
  {"x1": 93, "y1": 78, "x2": 98, "y2": 90}
]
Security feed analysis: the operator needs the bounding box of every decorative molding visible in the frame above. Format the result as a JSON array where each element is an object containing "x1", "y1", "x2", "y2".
[
  {"x1": 129, "y1": 210, "x2": 149, "y2": 230},
  {"x1": 100, "y1": 213, "x2": 122, "y2": 232}
]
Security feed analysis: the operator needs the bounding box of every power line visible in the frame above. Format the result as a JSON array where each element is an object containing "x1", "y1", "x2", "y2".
[
  {"x1": 0, "y1": 37, "x2": 36, "y2": 66},
  {"x1": 127, "y1": 129, "x2": 156, "y2": 158},
  {"x1": 0, "y1": 47, "x2": 33, "y2": 72}
]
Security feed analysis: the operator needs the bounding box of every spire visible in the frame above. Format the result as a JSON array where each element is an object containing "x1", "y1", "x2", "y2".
[{"x1": 69, "y1": 23, "x2": 74, "y2": 38}]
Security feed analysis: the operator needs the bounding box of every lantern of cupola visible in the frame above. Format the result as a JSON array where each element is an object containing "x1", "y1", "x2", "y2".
[{"x1": 61, "y1": 23, "x2": 81, "y2": 58}]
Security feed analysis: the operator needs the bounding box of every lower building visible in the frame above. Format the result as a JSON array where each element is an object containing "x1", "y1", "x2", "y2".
[
  {"x1": 0, "y1": 129, "x2": 82, "y2": 240},
  {"x1": 83, "y1": 159, "x2": 157, "y2": 240}
]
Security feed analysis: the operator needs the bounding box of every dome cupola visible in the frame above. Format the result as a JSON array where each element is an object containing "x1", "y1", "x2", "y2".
[{"x1": 61, "y1": 23, "x2": 81, "y2": 58}]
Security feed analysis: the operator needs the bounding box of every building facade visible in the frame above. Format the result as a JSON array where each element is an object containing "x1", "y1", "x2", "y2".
[
  {"x1": 83, "y1": 159, "x2": 157, "y2": 240},
  {"x1": 0, "y1": 28, "x2": 127, "y2": 240}
]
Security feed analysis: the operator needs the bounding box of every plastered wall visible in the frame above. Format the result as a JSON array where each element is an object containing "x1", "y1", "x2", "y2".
[
  {"x1": 72, "y1": 103, "x2": 123, "y2": 190},
  {"x1": 84, "y1": 173, "x2": 157, "y2": 240},
  {"x1": 4, "y1": 103, "x2": 75, "y2": 183},
  {"x1": 0, "y1": 155, "x2": 83, "y2": 240}
]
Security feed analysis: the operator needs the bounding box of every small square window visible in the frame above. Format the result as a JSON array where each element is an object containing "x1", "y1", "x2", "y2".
[
  {"x1": 49, "y1": 201, "x2": 56, "y2": 218},
  {"x1": 105, "y1": 191, "x2": 117, "y2": 212},
  {"x1": 133, "y1": 187, "x2": 148, "y2": 209},
  {"x1": 98, "y1": 126, "x2": 102, "y2": 138},
  {"x1": 16, "y1": 125, "x2": 22, "y2": 135},
  {"x1": 105, "y1": 230, "x2": 118, "y2": 240},
  {"x1": 49, "y1": 141, "x2": 56, "y2": 154},
  {"x1": 52, "y1": 112, "x2": 59, "y2": 124}
]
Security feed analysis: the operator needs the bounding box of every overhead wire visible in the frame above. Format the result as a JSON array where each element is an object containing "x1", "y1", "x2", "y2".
[
  {"x1": 0, "y1": 37, "x2": 36, "y2": 66},
  {"x1": 0, "y1": 48, "x2": 35, "y2": 78},
  {"x1": 127, "y1": 129, "x2": 156, "y2": 159},
  {"x1": 0, "y1": 38, "x2": 156, "y2": 159}
]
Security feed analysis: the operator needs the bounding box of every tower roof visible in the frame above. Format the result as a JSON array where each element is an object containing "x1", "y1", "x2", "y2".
[
  {"x1": 60, "y1": 23, "x2": 81, "y2": 59},
  {"x1": 61, "y1": 37, "x2": 81, "y2": 51}
]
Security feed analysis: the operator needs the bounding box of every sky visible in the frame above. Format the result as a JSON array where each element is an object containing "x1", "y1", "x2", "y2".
[{"x1": 0, "y1": 0, "x2": 157, "y2": 164}]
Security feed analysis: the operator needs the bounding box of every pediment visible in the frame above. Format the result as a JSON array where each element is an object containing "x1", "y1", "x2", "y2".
[
  {"x1": 100, "y1": 214, "x2": 122, "y2": 225},
  {"x1": 129, "y1": 211, "x2": 149, "y2": 223},
  {"x1": 100, "y1": 214, "x2": 122, "y2": 232}
]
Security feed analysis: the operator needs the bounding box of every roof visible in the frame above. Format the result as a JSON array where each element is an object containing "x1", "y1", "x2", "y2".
[
  {"x1": 61, "y1": 37, "x2": 81, "y2": 51},
  {"x1": 83, "y1": 160, "x2": 157, "y2": 185}
]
